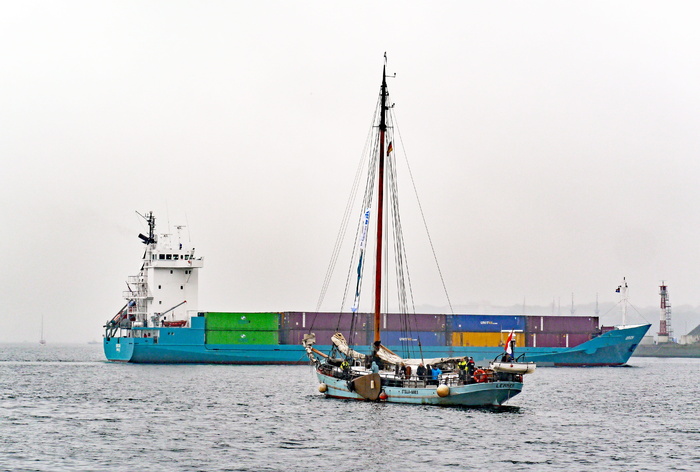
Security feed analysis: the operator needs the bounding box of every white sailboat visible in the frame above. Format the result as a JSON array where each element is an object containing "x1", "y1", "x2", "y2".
[
  {"x1": 303, "y1": 57, "x2": 535, "y2": 406},
  {"x1": 40, "y1": 314, "x2": 46, "y2": 345}
]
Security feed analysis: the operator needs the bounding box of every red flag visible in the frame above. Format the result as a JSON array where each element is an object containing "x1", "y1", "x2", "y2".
[
  {"x1": 505, "y1": 330, "x2": 514, "y2": 355},
  {"x1": 387, "y1": 142, "x2": 393, "y2": 154}
]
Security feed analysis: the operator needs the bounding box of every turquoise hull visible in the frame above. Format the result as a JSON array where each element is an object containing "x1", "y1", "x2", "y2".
[
  {"x1": 317, "y1": 371, "x2": 522, "y2": 406},
  {"x1": 104, "y1": 322, "x2": 650, "y2": 366}
]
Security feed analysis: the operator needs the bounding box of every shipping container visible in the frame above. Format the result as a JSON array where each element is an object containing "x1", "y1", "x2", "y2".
[
  {"x1": 447, "y1": 314, "x2": 526, "y2": 332},
  {"x1": 378, "y1": 330, "x2": 446, "y2": 347},
  {"x1": 280, "y1": 328, "x2": 367, "y2": 346},
  {"x1": 526, "y1": 332, "x2": 574, "y2": 348},
  {"x1": 568, "y1": 333, "x2": 593, "y2": 347},
  {"x1": 381, "y1": 313, "x2": 446, "y2": 332},
  {"x1": 205, "y1": 329, "x2": 279, "y2": 345},
  {"x1": 525, "y1": 315, "x2": 599, "y2": 334},
  {"x1": 281, "y1": 312, "x2": 369, "y2": 331},
  {"x1": 205, "y1": 312, "x2": 280, "y2": 331},
  {"x1": 451, "y1": 331, "x2": 525, "y2": 348}
]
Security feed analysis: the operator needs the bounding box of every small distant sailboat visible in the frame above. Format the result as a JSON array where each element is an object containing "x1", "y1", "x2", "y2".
[
  {"x1": 303, "y1": 57, "x2": 535, "y2": 406},
  {"x1": 40, "y1": 315, "x2": 46, "y2": 345}
]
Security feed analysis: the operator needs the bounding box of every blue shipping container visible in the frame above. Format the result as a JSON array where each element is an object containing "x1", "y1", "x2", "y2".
[{"x1": 447, "y1": 314, "x2": 526, "y2": 332}]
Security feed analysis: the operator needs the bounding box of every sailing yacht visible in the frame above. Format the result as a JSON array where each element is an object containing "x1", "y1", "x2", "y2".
[
  {"x1": 40, "y1": 315, "x2": 46, "y2": 345},
  {"x1": 303, "y1": 57, "x2": 535, "y2": 406}
]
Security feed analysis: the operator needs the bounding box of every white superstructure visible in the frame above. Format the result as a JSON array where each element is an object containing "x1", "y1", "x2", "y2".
[{"x1": 110, "y1": 212, "x2": 204, "y2": 333}]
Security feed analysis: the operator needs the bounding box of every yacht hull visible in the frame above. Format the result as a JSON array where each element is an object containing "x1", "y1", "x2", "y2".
[{"x1": 316, "y1": 371, "x2": 522, "y2": 407}]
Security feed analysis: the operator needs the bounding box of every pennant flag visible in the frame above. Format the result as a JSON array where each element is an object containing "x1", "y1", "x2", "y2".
[
  {"x1": 387, "y1": 142, "x2": 393, "y2": 154},
  {"x1": 615, "y1": 286, "x2": 621, "y2": 293}
]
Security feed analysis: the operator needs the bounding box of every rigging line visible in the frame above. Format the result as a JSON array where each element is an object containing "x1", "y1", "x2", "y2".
[
  {"x1": 339, "y1": 95, "x2": 385, "y2": 315},
  {"x1": 386, "y1": 136, "x2": 419, "y2": 356},
  {"x1": 341, "y1": 128, "x2": 380, "y2": 314},
  {"x1": 600, "y1": 301, "x2": 621, "y2": 319},
  {"x1": 315, "y1": 107, "x2": 378, "y2": 314},
  {"x1": 392, "y1": 109, "x2": 454, "y2": 315},
  {"x1": 385, "y1": 114, "x2": 422, "y2": 332},
  {"x1": 387, "y1": 148, "x2": 411, "y2": 317},
  {"x1": 314, "y1": 152, "x2": 364, "y2": 313},
  {"x1": 628, "y1": 303, "x2": 653, "y2": 325}
]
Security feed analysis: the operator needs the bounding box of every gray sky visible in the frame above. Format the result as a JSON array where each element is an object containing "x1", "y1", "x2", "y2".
[{"x1": 2, "y1": 1, "x2": 700, "y2": 343}]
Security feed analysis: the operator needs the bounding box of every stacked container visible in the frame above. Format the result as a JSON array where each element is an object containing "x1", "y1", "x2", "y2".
[
  {"x1": 277, "y1": 312, "x2": 448, "y2": 349},
  {"x1": 201, "y1": 311, "x2": 602, "y2": 350},
  {"x1": 204, "y1": 312, "x2": 280, "y2": 345},
  {"x1": 451, "y1": 331, "x2": 525, "y2": 348},
  {"x1": 525, "y1": 315, "x2": 599, "y2": 348},
  {"x1": 448, "y1": 314, "x2": 526, "y2": 347},
  {"x1": 279, "y1": 312, "x2": 369, "y2": 346}
]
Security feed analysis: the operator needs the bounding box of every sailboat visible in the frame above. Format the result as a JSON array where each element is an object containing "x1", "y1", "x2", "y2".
[
  {"x1": 303, "y1": 58, "x2": 535, "y2": 406},
  {"x1": 40, "y1": 314, "x2": 46, "y2": 345}
]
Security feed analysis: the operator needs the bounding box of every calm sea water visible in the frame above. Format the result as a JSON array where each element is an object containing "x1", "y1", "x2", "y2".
[{"x1": 0, "y1": 344, "x2": 698, "y2": 472}]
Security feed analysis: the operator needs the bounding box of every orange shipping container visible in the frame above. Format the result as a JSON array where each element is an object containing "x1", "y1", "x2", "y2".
[{"x1": 451, "y1": 331, "x2": 525, "y2": 347}]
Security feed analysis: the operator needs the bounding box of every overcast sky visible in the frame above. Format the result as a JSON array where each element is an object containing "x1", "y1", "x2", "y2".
[{"x1": 2, "y1": 1, "x2": 699, "y2": 343}]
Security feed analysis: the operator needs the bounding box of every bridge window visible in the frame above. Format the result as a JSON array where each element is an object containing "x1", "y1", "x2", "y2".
[
  {"x1": 166, "y1": 254, "x2": 172, "y2": 260},
  {"x1": 159, "y1": 254, "x2": 165, "y2": 260},
  {"x1": 174, "y1": 254, "x2": 179, "y2": 260}
]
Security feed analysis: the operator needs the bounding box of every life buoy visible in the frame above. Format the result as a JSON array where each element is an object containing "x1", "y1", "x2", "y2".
[{"x1": 474, "y1": 369, "x2": 487, "y2": 383}]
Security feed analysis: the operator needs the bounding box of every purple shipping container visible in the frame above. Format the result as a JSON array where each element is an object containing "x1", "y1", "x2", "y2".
[
  {"x1": 280, "y1": 328, "x2": 367, "y2": 346},
  {"x1": 525, "y1": 315, "x2": 599, "y2": 334},
  {"x1": 381, "y1": 313, "x2": 446, "y2": 332},
  {"x1": 568, "y1": 333, "x2": 592, "y2": 347},
  {"x1": 380, "y1": 330, "x2": 446, "y2": 347},
  {"x1": 281, "y1": 312, "x2": 369, "y2": 331},
  {"x1": 527, "y1": 332, "x2": 592, "y2": 348},
  {"x1": 447, "y1": 314, "x2": 526, "y2": 332},
  {"x1": 527, "y1": 332, "x2": 566, "y2": 348}
]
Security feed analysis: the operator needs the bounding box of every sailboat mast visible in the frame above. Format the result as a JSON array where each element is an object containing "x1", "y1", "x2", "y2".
[{"x1": 373, "y1": 63, "x2": 388, "y2": 349}]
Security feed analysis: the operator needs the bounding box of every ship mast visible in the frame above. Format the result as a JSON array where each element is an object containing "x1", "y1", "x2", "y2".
[
  {"x1": 373, "y1": 60, "x2": 389, "y2": 353},
  {"x1": 617, "y1": 277, "x2": 629, "y2": 326}
]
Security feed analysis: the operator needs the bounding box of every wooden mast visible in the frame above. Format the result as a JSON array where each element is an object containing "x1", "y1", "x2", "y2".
[{"x1": 373, "y1": 62, "x2": 388, "y2": 353}]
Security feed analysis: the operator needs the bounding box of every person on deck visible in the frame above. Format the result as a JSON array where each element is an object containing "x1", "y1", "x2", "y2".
[
  {"x1": 457, "y1": 358, "x2": 467, "y2": 381},
  {"x1": 425, "y1": 364, "x2": 433, "y2": 384},
  {"x1": 416, "y1": 363, "x2": 426, "y2": 381},
  {"x1": 340, "y1": 359, "x2": 350, "y2": 379},
  {"x1": 467, "y1": 357, "x2": 476, "y2": 381},
  {"x1": 432, "y1": 365, "x2": 442, "y2": 385},
  {"x1": 404, "y1": 364, "x2": 412, "y2": 380},
  {"x1": 370, "y1": 361, "x2": 379, "y2": 373}
]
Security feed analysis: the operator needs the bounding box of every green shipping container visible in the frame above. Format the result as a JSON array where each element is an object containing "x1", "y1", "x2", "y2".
[
  {"x1": 205, "y1": 329, "x2": 280, "y2": 345},
  {"x1": 205, "y1": 312, "x2": 280, "y2": 331}
]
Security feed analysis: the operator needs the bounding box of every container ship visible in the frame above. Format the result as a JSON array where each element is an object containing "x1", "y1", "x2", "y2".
[{"x1": 104, "y1": 213, "x2": 650, "y2": 366}]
